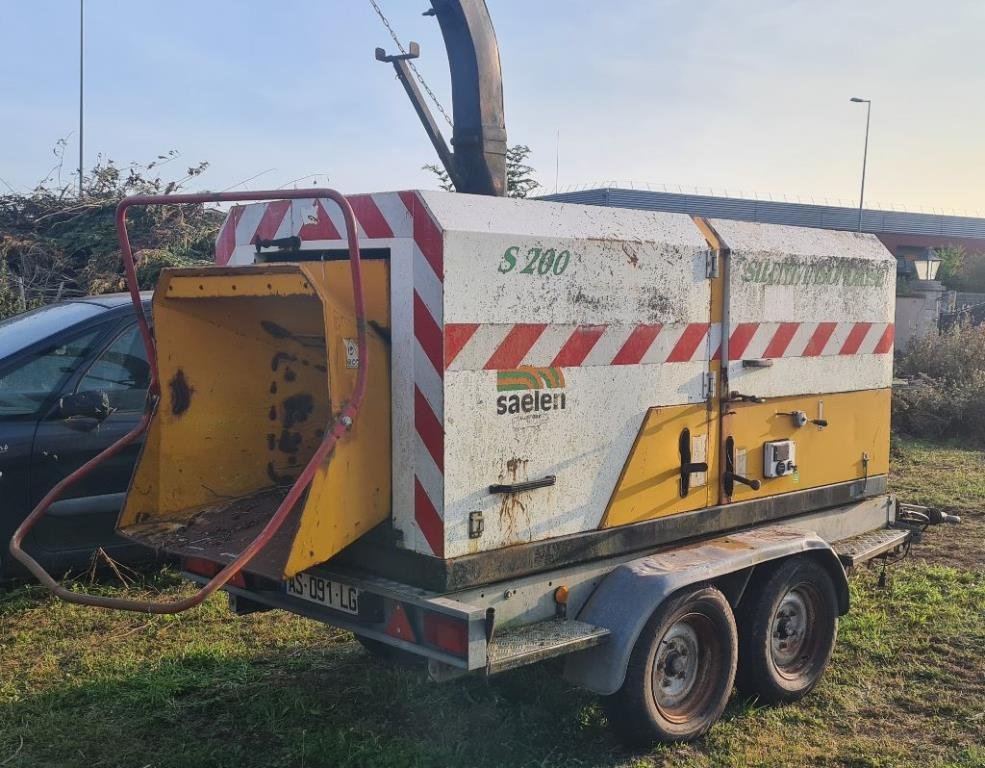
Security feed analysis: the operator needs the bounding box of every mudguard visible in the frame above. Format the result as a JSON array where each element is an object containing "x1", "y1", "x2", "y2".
[{"x1": 563, "y1": 525, "x2": 848, "y2": 695}]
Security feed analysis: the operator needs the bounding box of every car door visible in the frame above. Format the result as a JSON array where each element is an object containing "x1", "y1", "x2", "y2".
[
  {"x1": 29, "y1": 320, "x2": 151, "y2": 564},
  {"x1": 0, "y1": 324, "x2": 106, "y2": 574}
]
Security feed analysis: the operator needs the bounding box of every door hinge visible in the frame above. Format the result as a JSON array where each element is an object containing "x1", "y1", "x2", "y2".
[
  {"x1": 703, "y1": 371, "x2": 717, "y2": 407},
  {"x1": 706, "y1": 249, "x2": 720, "y2": 279}
]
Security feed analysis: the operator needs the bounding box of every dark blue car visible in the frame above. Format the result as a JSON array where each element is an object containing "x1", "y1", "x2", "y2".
[{"x1": 0, "y1": 294, "x2": 154, "y2": 580}]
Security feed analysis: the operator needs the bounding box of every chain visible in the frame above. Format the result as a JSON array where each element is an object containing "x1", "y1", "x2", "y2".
[{"x1": 367, "y1": 0, "x2": 454, "y2": 128}]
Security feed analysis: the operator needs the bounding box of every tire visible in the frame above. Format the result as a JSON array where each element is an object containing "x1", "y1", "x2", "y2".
[
  {"x1": 353, "y1": 634, "x2": 422, "y2": 667},
  {"x1": 735, "y1": 557, "x2": 838, "y2": 705},
  {"x1": 604, "y1": 585, "x2": 738, "y2": 745}
]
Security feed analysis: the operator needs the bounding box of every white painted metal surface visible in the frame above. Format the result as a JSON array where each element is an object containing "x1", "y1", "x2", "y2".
[
  {"x1": 710, "y1": 218, "x2": 896, "y2": 399},
  {"x1": 212, "y1": 192, "x2": 898, "y2": 561},
  {"x1": 425, "y1": 193, "x2": 711, "y2": 557}
]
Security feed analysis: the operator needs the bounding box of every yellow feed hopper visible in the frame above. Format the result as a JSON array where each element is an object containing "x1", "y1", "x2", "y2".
[{"x1": 118, "y1": 261, "x2": 391, "y2": 579}]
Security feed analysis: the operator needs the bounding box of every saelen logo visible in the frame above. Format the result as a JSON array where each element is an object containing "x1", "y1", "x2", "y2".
[{"x1": 496, "y1": 366, "x2": 567, "y2": 415}]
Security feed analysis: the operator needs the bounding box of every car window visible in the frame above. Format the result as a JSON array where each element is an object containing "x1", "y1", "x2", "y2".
[
  {"x1": 77, "y1": 325, "x2": 151, "y2": 412},
  {"x1": 0, "y1": 329, "x2": 103, "y2": 417},
  {"x1": 0, "y1": 302, "x2": 105, "y2": 359}
]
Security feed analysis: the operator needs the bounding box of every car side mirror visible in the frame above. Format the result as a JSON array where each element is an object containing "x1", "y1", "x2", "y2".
[{"x1": 59, "y1": 390, "x2": 112, "y2": 421}]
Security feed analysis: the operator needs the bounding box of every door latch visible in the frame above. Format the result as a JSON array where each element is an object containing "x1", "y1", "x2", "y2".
[
  {"x1": 678, "y1": 428, "x2": 709, "y2": 498},
  {"x1": 724, "y1": 436, "x2": 761, "y2": 496}
]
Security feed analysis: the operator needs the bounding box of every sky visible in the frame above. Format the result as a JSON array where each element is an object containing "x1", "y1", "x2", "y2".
[{"x1": 2, "y1": 0, "x2": 983, "y2": 214}]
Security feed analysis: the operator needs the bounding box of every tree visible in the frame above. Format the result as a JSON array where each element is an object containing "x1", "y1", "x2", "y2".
[
  {"x1": 423, "y1": 144, "x2": 540, "y2": 198},
  {"x1": 935, "y1": 246, "x2": 965, "y2": 285},
  {"x1": 935, "y1": 245, "x2": 985, "y2": 293}
]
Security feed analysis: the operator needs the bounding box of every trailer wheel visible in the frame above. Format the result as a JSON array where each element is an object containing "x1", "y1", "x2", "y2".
[
  {"x1": 604, "y1": 585, "x2": 738, "y2": 744},
  {"x1": 735, "y1": 557, "x2": 837, "y2": 705}
]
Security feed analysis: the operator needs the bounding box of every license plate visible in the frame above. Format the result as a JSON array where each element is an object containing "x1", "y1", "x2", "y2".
[{"x1": 285, "y1": 572, "x2": 360, "y2": 615}]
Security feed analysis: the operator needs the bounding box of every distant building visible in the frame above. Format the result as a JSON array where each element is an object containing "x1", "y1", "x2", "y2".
[{"x1": 541, "y1": 188, "x2": 985, "y2": 275}]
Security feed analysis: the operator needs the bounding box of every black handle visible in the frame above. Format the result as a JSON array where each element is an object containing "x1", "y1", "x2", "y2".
[
  {"x1": 723, "y1": 436, "x2": 761, "y2": 496},
  {"x1": 728, "y1": 391, "x2": 767, "y2": 404},
  {"x1": 811, "y1": 419, "x2": 828, "y2": 427},
  {"x1": 489, "y1": 475, "x2": 556, "y2": 494},
  {"x1": 255, "y1": 235, "x2": 301, "y2": 252},
  {"x1": 678, "y1": 428, "x2": 708, "y2": 498},
  {"x1": 725, "y1": 472, "x2": 761, "y2": 490}
]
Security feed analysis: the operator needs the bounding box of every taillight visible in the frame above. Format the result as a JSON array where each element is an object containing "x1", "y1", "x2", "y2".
[
  {"x1": 385, "y1": 602, "x2": 417, "y2": 643},
  {"x1": 183, "y1": 557, "x2": 219, "y2": 578},
  {"x1": 423, "y1": 611, "x2": 469, "y2": 657}
]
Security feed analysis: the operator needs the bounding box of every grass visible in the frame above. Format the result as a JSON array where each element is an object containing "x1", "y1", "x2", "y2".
[
  {"x1": 1, "y1": 437, "x2": 983, "y2": 768},
  {"x1": 890, "y1": 438, "x2": 985, "y2": 510}
]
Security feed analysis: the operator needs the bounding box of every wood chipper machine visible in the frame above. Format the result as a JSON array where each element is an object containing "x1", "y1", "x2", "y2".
[{"x1": 9, "y1": 0, "x2": 957, "y2": 745}]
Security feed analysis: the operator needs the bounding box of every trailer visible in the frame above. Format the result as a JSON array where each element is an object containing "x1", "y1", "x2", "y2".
[
  {"x1": 13, "y1": 185, "x2": 942, "y2": 743},
  {"x1": 7, "y1": 0, "x2": 958, "y2": 746}
]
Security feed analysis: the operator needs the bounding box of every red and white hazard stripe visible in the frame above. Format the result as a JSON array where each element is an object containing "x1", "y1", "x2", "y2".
[
  {"x1": 444, "y1": 321, "x2": 894, "y2": 370},
  {"x1": 214, "y1": 191, "x2": 447, "y2": 557},
  {"x1": 214, "y1": 192, "x2": 408, "y2": 265},
  {"x1": 724, "y1": 321, "x2": 894, "y2": 360},
  {"x1": 398, "y1": 192, "x2": 446, "y2": 558}
]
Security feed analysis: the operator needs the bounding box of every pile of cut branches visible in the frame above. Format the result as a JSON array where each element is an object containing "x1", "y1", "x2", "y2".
[{"x1": 0, "y1": 149, "x2": 222, "y2": 319}]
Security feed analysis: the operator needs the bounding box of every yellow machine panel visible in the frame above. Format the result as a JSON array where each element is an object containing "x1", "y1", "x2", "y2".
[
  {"x1": 602, "y1": 403, "x2": 718, "y2": 528},
  {"x1": 722, "y1": 388, "x2": 891, "y2": 501},
  {"x1": 601, "y1": 388, "x2": 889, "y2": 529}
]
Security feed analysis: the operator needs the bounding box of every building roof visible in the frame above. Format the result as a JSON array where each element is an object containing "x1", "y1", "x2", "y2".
[{"x1": 540, "y1": 188, "x2": 985, "y2": 250}]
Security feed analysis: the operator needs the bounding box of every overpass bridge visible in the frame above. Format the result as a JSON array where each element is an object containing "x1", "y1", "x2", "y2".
[{"x1": 541, "y1": 188, "x2": 985, "y2": 267}]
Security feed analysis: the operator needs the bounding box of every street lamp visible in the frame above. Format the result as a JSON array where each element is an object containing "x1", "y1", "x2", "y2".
[
  {"x1": 912, "y1": 250, "x2": 942, "y2": 281},
  {"x1": 849, "y1": 97, "x2": 871, "y2": 233},
  {"x1": 79, "y1": 0, "x2": 84, "y2": 197}
]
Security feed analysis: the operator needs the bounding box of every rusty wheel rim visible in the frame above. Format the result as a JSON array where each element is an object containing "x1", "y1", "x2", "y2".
[
  {"x1": 651, "y1": 613, "x2": 718, "y2": 723},
  {"x1": 770, "y1": 583, "x2": 821, "y2": 679}
]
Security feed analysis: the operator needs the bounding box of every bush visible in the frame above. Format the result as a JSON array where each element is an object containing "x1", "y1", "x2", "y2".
[
  {"x1": 893, "y1": 323, "x2": 985, "y2": 445},
  {"x1": 936, "y1": 246, "x2": 985, "y2": 293}
]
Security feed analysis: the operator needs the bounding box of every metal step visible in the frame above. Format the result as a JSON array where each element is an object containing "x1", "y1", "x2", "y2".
[
  {"x1": 486, "y1": 619, "x2": 610, "y2": 674},
  {"x1": 832, "y1": 527, "x2": 912, "y2": 568}
]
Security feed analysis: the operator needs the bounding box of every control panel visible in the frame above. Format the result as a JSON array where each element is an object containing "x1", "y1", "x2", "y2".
[{"x1": 763, "y1": 440, "x2": 797, "y2": 478}]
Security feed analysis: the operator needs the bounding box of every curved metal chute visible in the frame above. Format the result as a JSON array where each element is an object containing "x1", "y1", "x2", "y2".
[{"x1": 377, "y1": 0, "x2": 507, "y2": 196}]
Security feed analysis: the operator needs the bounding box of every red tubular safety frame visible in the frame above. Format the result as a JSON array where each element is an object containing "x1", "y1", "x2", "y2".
[{"x1": 8, "y1": 189, "x2": 368, "y2": 614}]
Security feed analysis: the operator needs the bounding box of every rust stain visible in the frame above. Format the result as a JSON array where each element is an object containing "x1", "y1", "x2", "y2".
[
  {"x1": 261, "y1": 321, "x2": 326, "y2": 349},
  {"x1": 271, "y1": 351, "x2": 298, "y2": 372},
  {"x1": 169, "y1": 369, "x2": 194, "y2": 416},
  {"x1": 497, "y1": 457, "x2": 531, "y2": 545},
  {"x1": 260, "y1": 320, "x2": 293, "y2": 339},
  {"x1": 369, "y1": 320, "x2": 391, "y2": 344},
  {"x1": 504, "y1": 457, "x2": 528, "y2": 481},
  {"x1": 277, "y1": 429, "x2": 302, "y2": 454},
  {"x1": 282, "y1": 393, "x2": 314, "y2": 429},
  {"x1": 622, "y1": 242, "x2": 640, "y2": 268},
  {"x1": 266, "y1": 461, "x2": 294, "y2": 485}
]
